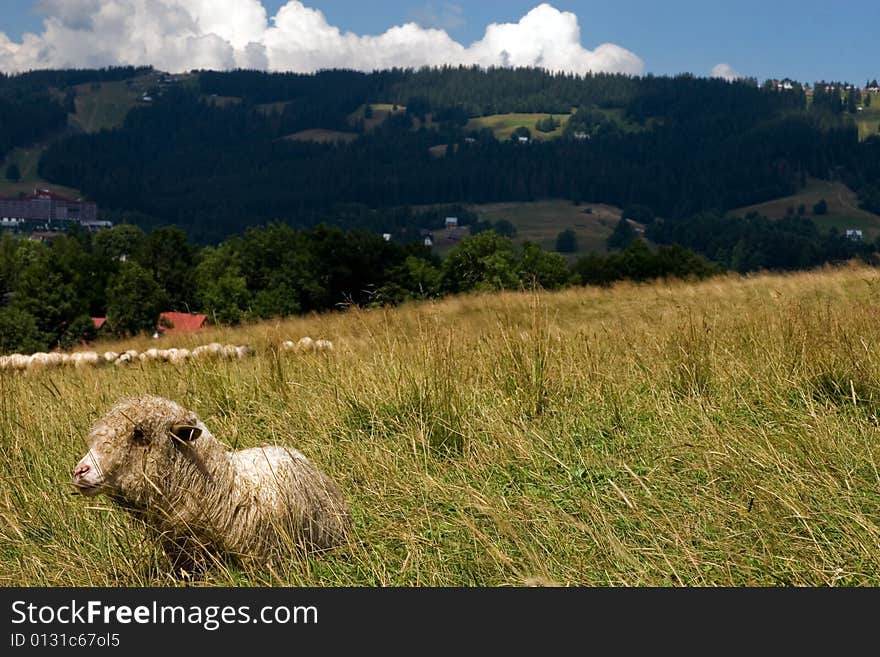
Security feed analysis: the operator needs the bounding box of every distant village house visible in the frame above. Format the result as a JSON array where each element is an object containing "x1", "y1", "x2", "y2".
[
  {"x1": 157, "y1": 312, "x2": 207, "y2": 337},
  {"x1": 89, "y1": 312, "x2": 208, "y2": 338}
]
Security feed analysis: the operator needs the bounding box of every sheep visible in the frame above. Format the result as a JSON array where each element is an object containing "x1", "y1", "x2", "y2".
[
  {"x1": 72, "y1": 352, "x2": 100, "y2": 369},
  {"x1": 296, "y1": 336, "x2": 315, "y2": 352},
  {"x1": 234, "y1": 344, "x2": 255, "y2": 359},
  {"x1": 6, "y1": 354, "x2": 29, "y2": 372},
  {"x1": 169, "y1": 348, "x2": 191, "y2": 365},
  {"x1": 280, "y1": 340, "x2": 296, "y2": 352},
  {"x1": 103, "y1": 351, "x2": 120, "y2": 364},
  {"x1": 140, "y1": 348, "x2": 160, "y2": 362},
  {"x1": 71, "y1": 395, "x2": 352, "y2": 573},
  {"x1": 315, "y1": 339, "x2": 334, "y2": 352},
  {"x1": 26, "y1": 352, "x2": 51, "y2": 371}
]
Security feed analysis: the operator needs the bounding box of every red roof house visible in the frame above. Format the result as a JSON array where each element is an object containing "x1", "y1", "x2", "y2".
[
  {"x1": 92, "y1": 317, "x2": 107, "y2": 330},
  {"x1": 157, "y1": 312, "x2": 207, "y2": 336}
]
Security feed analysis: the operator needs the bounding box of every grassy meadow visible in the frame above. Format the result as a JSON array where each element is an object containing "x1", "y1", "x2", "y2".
[
  {"x1": 284, "y1": 129, "x2": 360, "y2": 144},
  {"x1": 348, "y1": 103, "x2": 408, "y2": 132},
  {"x1": 856, "y1": 104, "x2": 880, "y2": 141},
  {"x1": 732, "y1": 178, "x2": 880, "y2": 241},
  {"x1": 0, "y1": 145, "x2": 82, "y2": 199},
  {"x1": 467, "y1": 199, "x2": 622, "y2": 255},
  {"x1": 2, "y1": 265, "x2": 880, "y2": 586},
  {"x1": 465, "y1": 113, "x2": 571, "y2": 141}
]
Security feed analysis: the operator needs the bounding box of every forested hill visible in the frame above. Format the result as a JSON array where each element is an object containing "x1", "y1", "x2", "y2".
[
  {"x1": 0, "y1": 66, "x2": 151, "y2": 159},
  {"x1": 3, "y1": 66, "x2": 876, "y2": 242}
]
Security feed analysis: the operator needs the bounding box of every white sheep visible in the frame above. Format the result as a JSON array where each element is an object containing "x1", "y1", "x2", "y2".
[
  {"x1": 72, "y1": 395, "x2": 352, "y2": 572},
  {"x1": 315, "y1": 339, "x2": 334, "y2": 352},
  {"x1": 75, "y1": 352, "x2": 102, "y2": 368},
  {"x1": 169, "y1": 348, "x2": 190, "y2": 365},
  {"x1": 103, "y1": 351, "x2": 119, "y2": 364},
  {"x1": 140, "y1": 348, "x2": 160, "y2": 362},
  {"x1": 7, "y1": 354, "x2": 29, "y2": 372},
  {"x1": 26, "y1": 352, "x2": 51, "y2": 371}
]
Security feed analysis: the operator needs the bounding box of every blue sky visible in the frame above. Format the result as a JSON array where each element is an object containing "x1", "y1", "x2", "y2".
[{"x1": 1, "y1": 0, "x2": 878, "y2": 83}]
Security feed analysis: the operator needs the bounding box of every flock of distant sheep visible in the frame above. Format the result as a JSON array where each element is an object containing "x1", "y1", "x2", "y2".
[{"x1": 0, "y1": 336, "x2": 333, "y2": 373}]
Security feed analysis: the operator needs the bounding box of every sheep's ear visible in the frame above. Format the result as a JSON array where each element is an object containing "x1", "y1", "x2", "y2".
[
  {"x1": 170, "y1": 424, "x2": 202, "y2": 442},
  {"x1": 131, "y1": 425, "x2": 150, "y2": 445}
]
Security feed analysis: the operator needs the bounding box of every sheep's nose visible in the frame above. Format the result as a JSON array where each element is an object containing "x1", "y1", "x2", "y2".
[{"x1": 74, "y1": 463, "x2": 90, "y2": 479}]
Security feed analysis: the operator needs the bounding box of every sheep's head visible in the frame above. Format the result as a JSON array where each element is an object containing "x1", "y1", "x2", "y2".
[{"x1": 72, "y1": 396, "x2": 204, "y2": 502}]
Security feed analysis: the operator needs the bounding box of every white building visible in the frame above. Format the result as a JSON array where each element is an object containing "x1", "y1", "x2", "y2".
[
  {"x1": 382, "y1": 233, "x2": 392, "y2": 241},
  {"x1": 445, "y1": 217, "x2": 458, "y2": 229},
  {"x1": 846, "y1": 229, "x2": 863, "y2": 240}
]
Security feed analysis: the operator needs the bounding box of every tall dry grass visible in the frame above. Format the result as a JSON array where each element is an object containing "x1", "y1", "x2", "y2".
[{"x1": 1, "y1": 264, "x2": 879, "y2": 586}]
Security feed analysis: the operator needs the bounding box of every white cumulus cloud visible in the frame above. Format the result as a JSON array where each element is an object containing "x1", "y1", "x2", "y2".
[
  {"x1": 0, "y1": 1, "x2": 644, "y2": 76},
  {"x1": 710, "y1": 63, "x2": 742, "y2": 81}
]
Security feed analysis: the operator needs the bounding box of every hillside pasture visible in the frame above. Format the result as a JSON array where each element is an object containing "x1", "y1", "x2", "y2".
[
  {"x1": 731, "y1": 178, "x2": 880, "y2": 241},
  {"x1": 256, "y1": 101, "x2": 290, "y2": 116},
  {"x1": 201, "y1": 94, "x2": 243, "y2": 108},
  {"x1": 284, "y1": 129, "x2": 360, "y2": 144},
  {"x1": 465, "y1": 113, "x2": 571, "y2": 141},
  {"x1": 0, "y1": 145, "x2": 82, "y2": 199},
  {"x1": 2, "y1": 265, "x2": 880, "y2": 586},
  {"x1": 348, "y1": 103, "x2": 407, "y2": 132},
  {"x1": 70, "y1": 73, "x2": 162, "y2": 134},
  {"x1": 467, "y1": 199, "x2": 622, "y2": 255},
  {"x1": 856, "y1": 104, "x2": 880, "y2": 141}
]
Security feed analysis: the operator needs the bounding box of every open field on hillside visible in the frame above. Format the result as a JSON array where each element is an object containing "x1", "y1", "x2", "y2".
[
  {"x1": 348, "y1": 103, "x2": 407, "y2": 132},
  {"x1": 467, "y1": 199, "x2": 622, "y2": 255},
  {"x1": 284, "y1": 129, "x2": 360, "y2": 144},
  {"x1": 465, "y1": 113, "x2": 571, "y2": 141},
  {"x1": 202, "y1": 94, "x2": 243, "y2": 108},
  {"x1": 70, "y1": 74, "x2": 161, "y2": 134},
  {"x1": 856, "y1": 105, "x2": 880, "y2": 141},
  {"x1": 0, "y1": 145, "x2": 82, "y2": 199},
  {"x1": 256, "y1": 101, "x2": 289, "y2": 115},
  {"x1": 732, "y1": 178, "x2": 880, "y2": 241},
  {"x1": 3, "y1": 265, "x2": 880, "y2": 586}
]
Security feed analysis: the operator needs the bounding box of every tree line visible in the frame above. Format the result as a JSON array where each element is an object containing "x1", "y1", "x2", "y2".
[
  {"x1": 3, "y1": 202, "x2": 877, "y2": 354},
  {"x1": 0, "y1": 222, "x2": 722, "y2": 354}
]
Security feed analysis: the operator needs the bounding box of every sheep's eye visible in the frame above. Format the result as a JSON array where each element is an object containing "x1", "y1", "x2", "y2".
[{"x1": 131, "y1": 426, "x2": 149, "y2": 445}]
